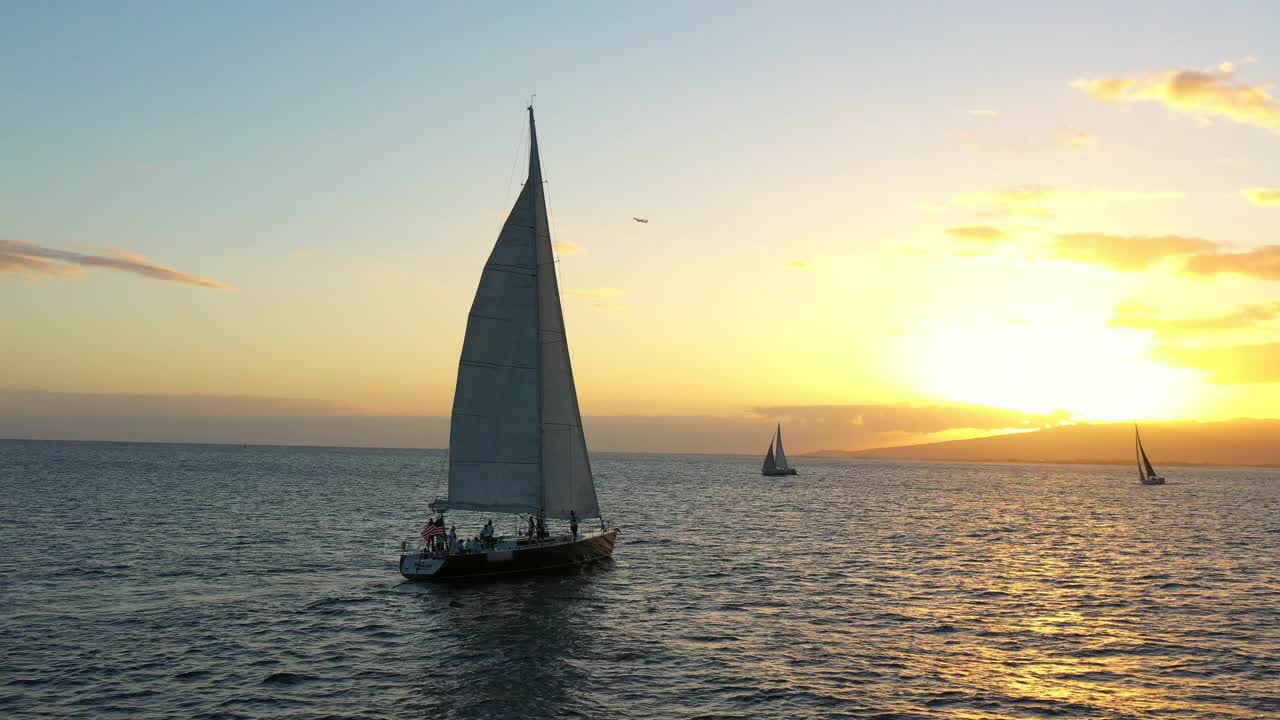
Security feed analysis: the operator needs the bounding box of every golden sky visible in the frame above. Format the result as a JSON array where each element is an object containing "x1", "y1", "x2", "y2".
[{"x1": 3, "y1": 5, "x2": 1279, "y2": 450}]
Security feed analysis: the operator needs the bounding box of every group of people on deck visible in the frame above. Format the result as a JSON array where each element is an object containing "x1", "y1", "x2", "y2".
[
  {"x1": 524, "y1": 510, "x2": 580, "y2": 541},
  {"x1": 422, "y1": 510, "x2": 581, "y2": 557},
  {"x1": 442, "y1": 519, "x2": 496, "y2": 555}
]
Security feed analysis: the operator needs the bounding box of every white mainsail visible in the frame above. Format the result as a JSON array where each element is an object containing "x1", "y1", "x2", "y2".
[
  {"x1": 446, "y1": 107, "x2": 600, "y2": 520},
  {"x1": 774, "y1": 424, "x2": 789, "y2": 470}
]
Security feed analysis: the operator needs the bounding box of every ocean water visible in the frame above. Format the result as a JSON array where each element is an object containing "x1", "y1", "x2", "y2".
[{"x1": 1, "y1": 440, "x2": 1277, "y2": 719}]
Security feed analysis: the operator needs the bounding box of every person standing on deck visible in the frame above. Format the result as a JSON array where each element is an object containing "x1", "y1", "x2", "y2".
[
  {"x1": 570, "y1": 510, "x2": 579, "y2": 539},
  {"x1": 527, "y1": 515, "x2": 535, "y2": 539}
]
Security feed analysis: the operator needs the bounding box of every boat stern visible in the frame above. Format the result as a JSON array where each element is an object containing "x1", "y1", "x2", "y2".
[{"x1": 399, "y1": 551, "x2": 444, "y2": 580}]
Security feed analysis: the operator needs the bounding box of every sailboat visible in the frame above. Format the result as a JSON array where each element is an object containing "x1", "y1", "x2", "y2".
[
  {"x1": 1135, "y1": 424, "x2": 1166, "y2": 485},
  {"x1": 400, "y1": 106, "x2": 619, "y2": 581},
  {"x1": 761, "y1": 424, "x2": 798, "y2": 476}
]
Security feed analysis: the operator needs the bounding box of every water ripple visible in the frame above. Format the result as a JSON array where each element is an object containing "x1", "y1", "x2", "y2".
[{"x1": 2, "y1": 441, "x2": 1278, "y2": 718}]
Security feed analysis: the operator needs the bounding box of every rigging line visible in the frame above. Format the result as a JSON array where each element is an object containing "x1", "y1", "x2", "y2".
[
  {"x1": 501, "y1": 112, "x2": 528, "y2": 224},
  {"x1": 542, "y1": 161, "x2": 568, "y2": 305}
]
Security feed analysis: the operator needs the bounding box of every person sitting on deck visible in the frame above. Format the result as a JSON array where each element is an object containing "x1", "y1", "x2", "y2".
[
  {"x1": 570, "y1": 510, "x2": 579, "y2": 540},
  {"x1": 473, "y1": 537, "x2": 484, "y2": 553}
]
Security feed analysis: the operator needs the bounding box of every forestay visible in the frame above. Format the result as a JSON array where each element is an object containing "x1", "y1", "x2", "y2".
[{"x1": 446, "y1": 107, "x2": 600, "y2": 520}]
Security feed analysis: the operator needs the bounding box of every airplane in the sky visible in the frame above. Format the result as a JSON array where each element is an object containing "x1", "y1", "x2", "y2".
[{"x1": 633, "y1": 217, "x2": 648, "y2": 224}]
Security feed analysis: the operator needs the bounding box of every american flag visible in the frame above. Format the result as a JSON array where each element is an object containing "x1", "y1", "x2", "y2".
[{"x1": 421, "y1": 523, "x2": 446, "y2": 540}]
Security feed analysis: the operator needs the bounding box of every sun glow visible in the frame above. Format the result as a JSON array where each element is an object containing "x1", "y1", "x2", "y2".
[{"x1": 909, "y1": 323, "x2": 1193, "y2": 422}]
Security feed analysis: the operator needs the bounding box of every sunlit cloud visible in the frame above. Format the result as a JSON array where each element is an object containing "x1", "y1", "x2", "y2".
[
  {"x1": 1182, "y1": 244, "x2": 1280, "y2": 280},
  {"x1": 946, "y1": 225, "x2": 1012, "y2": 244},
  {"x1": 1072, "y1": 65, "x2": 1280, "y2": 134},
  {"x1": 1111, "y1": 301, "x2": 1280, "y2": 338},
  {"x1": 1049, "y1": 232, "x2": 1220, "y2": 271},
  {"x1": 552, "y1": 239, "x2": 585, "y2": 256},
  {"x1": 1057, "y1": 128, "x2": 1098, "y2": 150},
  {"x1": 0, "y1": 240, "x2": 233, "y2": 289},
  {"x1": 950, "y1": 185, "x2": 1182, "y2": 217},
  {"x1": 1152, "y1": 342, "x2": 1280, "y2": 383},
  {"x1": 1242, "y1": 188, "x2": 1280, "y2": 207},
  {"x1": 968, "y1": 109, "x2": 1000, "y2": 117}
]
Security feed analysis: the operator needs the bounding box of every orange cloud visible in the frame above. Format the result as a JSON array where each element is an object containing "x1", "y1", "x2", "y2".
[
  {"x1": 1050, "y1": 232, "x2": 1220, "y2": 271},
  {"x1": 0, "y1": 240, "x2": 233, "y2": 289},
  {"x1": 1182, "y1": 245, "x2": 1280, "y2": 280},
  {"x1": 1152, "y1": 342, "x2": 1280, "y2": 383},
  {"x1": 951, "y1": 185, "x2": 1182, "y2": 217},
  {"x1": 1242, "y1": 188, "x2": 1280, "y2": 207},
  {"x1": 1072, "y1": 66, "x2": 1280, "y2": 134},
  {"x1": 946, "y1": 225, "x2": 1010, "y2": 244},
  {"x1": 1111, "y1": 301, "x2": 1280, "y2": 337}
]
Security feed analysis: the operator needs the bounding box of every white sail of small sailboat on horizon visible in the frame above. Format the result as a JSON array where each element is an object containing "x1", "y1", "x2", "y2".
[
  {"x1": 1135, "y1": 425, "x2": 1166, "y2": 485},
  {"x1": 761, "y1": 424, "x2": 798, "y2": 476}
]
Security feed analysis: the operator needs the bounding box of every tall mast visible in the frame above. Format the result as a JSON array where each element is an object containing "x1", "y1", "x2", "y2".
[{"x1": 529, "y1": 103, "x2": 545, "y2": 516}]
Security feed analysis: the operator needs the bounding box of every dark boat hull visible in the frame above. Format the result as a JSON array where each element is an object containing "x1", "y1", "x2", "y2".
[
  {"x1": 762, "y1": 468, "x2": 798, "y2": 476},
  {"x1": 399, "y1": 529, "x2": 618, "y2": 582}
]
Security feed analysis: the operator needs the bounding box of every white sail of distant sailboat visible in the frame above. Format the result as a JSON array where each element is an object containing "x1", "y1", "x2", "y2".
[
  {"x1": 444, "y1": 107, "x2": 600, "y2": 520},
  {"x1": 1135, "y1": 425, "x2": 1166, "y2": 485},
  {"x1": 775, "y1": 424, "x2": 790, "y2": 470},
  {"x1": 761, "y1": 424, "x2": 798, "y2": 476}
]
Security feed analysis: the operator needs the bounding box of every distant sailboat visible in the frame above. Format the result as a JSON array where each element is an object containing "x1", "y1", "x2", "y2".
[
  {"x1": 762, "y1": 424, "x2": 798, "y2": 476},
  {"x1": 1135, "y1": 425, "x2": 1166, "y2": 485},
  {"x1": 399, "y1": 106, "x2": 620, "y2": 581}
]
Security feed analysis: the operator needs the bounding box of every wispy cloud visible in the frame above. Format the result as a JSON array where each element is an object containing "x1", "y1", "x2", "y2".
[
  {"x1": 1072, "y1": 64, "x2": 1280, "y2": 134},
  {"x1": 1111, "y1": 301, "x2": 1280, "y2": 338},
  {"x1": 945, "y1": 225, "x2": 1011, "y2": 244},
  {"x1": 1242, "y1": 188, "x2": 1280, "y2": 207},
  {"x1": 968, "y1": 109, "x2": 999, "y2": 117},
  {"x1": 1049, "y1": 232, "x2": 1220, "y2": 271},
  {"x1": 753, "y1": 403, "x2": 1071, "y2": 433},
  {"x1": 565, "y1": 287, "x2": 624, "y2": 298},
  {"x1": 950, "y1": 184, "x2": 1182, "y2": 218},
  {"x1": 1152, "y1": 342, "x2": 1280, "y2": 384},
  {"x1": 0, "y1": 240, "x2": 233, "y2": 289},
  {"x1": 553, "y1": 240, "x2": 585, "y2": 256},
  {"x1": 1182, "y1": 245, "x2": 1280, "y2": 280},
  {"x1": 786, "y1": 260, "x2": 815, "y2": 270},
  {"x1": 565, "y1": 286, "x2": 626, "y2": 309}
]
